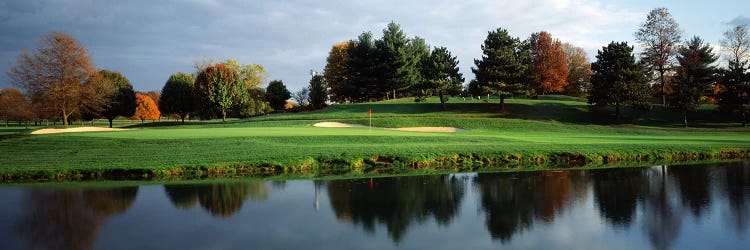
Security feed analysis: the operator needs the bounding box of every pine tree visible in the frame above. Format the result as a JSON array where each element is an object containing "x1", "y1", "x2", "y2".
[
  {"x1": 669, "y1": 37, "x2": 718, "y2": 127},
  {"x1": 420, "y1": 47, "x2": 464, "y2": 110},
  {"x1": 472, "y1": 28, "x2": 530, "y2": 110},
  {"x1": 588, "y1": 42, "x2": 650, "y2": 120},
  {"x1": 718, "y1": 24, "x2": 750, "y2": 126},
  {"x1": 308, "y1": 75, "x2": 328, "y2": 109},
  {"x1": 376, "y1": 22, "x2": 421, "y2": 99},
  {"x1": 346, "y1": 32, "x2": 380, "y2": 102}
]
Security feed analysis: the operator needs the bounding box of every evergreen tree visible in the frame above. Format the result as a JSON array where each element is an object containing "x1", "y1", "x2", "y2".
[
  {"x1": 472, "y1": 28, "x2": 530, "y2": 110},
  {"x1": 420, "y1": 47, "x2": 464, "y2": 110},
  {"x1": 376, "y1": 22, "x2": 421, "y2": 99},
  {"x1": 669, "y1": 37, "x2": 718, "y2": 127},
  {"x1": 588, "y1": 42, "x2": 650, "y2": 120},
  {"x1": 718, "y1": 24, "x2": 750, "y2": 126},
  {"x1": 264, "y1": 80, "x2": 291, "y2": 112},
  {"x1": 407, "y1": 36, "x2": 431, "y2": 95},
  {"x1": 346, "y1": 32, "x2": 380, "y2": 102},
  {"x1": 308, "y1": 75, "x2": 328, "y2": 109}
]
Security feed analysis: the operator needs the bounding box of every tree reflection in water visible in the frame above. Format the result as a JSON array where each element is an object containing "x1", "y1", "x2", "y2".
[
  {"x1": 473, "y1": 171, "x2": 578, "y2": 242},
  {"x1": 15, "y1": 187, "x2": 138, "y2": 250},
  {"x1": 326, "y1": 175, "x2": 466, "y2": 243},
  {"x1": 163, "y1": 181, "x2": 269, "y2": 217}
]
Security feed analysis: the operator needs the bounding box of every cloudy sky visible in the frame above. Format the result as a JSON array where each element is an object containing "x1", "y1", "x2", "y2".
[{"x1": 0, "y1": 0, "x2": 748, "y2": 91}]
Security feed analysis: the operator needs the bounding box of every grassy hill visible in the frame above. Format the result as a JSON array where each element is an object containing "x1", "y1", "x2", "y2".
[{"x1": 1, "y1": 95, "x2": 749, "y2": 182}]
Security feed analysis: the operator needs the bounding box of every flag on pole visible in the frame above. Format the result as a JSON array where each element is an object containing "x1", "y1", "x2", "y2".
[
  {"x1": 367, "y1": 109, "x2": 372, "y2": 115},
  {"x1": 368, "y1": 109, "x2": 372, "y2": 130}
]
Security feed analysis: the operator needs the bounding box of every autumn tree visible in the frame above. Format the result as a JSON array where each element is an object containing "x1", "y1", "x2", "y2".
[
  {"x1": 133, "y1": 93, "x2": 160, "y2": 123},
  {"x1": 146, "y1": 91, "x2": 160, "y2": 109},
  {"x1": 308, "y1": 75, "x2": 328, "y2": 109},
  {"x1": 562, "y1": 43, "x2": 592, "y2": 96},
  {"x1": 420, "y1": 46, "x2": 464, "y2": 110},
  {"x1": 0, "y1": 88, "x2": 35, "y2": 127},
  {"x1": 472, "y1": 28, "x2": 530, "y2": 110},
  {"x1": 194, "y1": 63, "x2": 246, "y2": 121},
  {"x1": 7, "y1": 32, "x2": 110, "y2": 126},
  {"x1": 588, "y1": 42, "x2": 651, "y2": 120},
  {"x1": 635, "y1": 7, "x2": 682, "y2": 105},
  {"x1": 324, "y1": 41, "x2": 351, "y2": 103},
  {"x1": 265, "y1": 80, "x2": 291, "y2": 111},
  {"x1": 159, "y1": 72, "x2": 196, "y2": 123},
  {"x1": 529, "y1": 31, "x2": 569, "y2": 94},
  {"x1": 97, "y1": 70, "x2": 136, "y2": 128},
  {"x1": 669, "y1": 37, "x2": 718, "y2": 127},
  {"x1": 718, "y1": 24, "x2": 750, "y2": 126},
  {"x1": 224, "y1": 59, "x2": 266, "y2": 89}
]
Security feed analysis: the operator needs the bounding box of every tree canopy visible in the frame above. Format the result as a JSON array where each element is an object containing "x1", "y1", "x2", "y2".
[
  {"x1": 588, "y1": 42, "x2": 650, "y2": 119},
  {"x1": 133, "y1": 93, "x2": 160, "y2": 123},
  {"x1": 529, "y1": 31, "x2": 569, "y2": 94},
  {"x1": 265, "y1": 80, "x2": 291, "y2": 112},
  {"x1": 472, "y1": 28, "x2": 530, "y2": 110},
  {"x1": 669, "y1": 37, "x2": 718, "y2": 127},
  {"x1": 635, "y1": 7, "x2": 682, "y2": 105},
  {"x1": 159, "y1": 72, "x2": 196, "y2": 123},
  {"x1": 420, "y1": 46, "x2": 464, "y2": 110},
  {"x1": 98, "y1": 69, "x2": 136, "y2": 128}
]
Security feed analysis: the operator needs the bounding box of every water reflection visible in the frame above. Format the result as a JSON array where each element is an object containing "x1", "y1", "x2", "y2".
[
  {"x1": 4, "y1": 162, "x2": 750, "y2": 249},
  {"x1": 325, "y1": 175, "x2": 466, "y2": 242},
  {"x1": 15, "y1": 187, "x2": 138, "y2": 250},
  {"x1": 473, "y1": 171, "x2": 581, "y2": 242},
  {"x1": 164, "y1": 182, "x2": 269, "y2": 217}
]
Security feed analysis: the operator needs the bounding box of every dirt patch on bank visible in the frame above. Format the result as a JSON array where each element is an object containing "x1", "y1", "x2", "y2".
[
  {"x1": 313, "y1": 122, "x2": 465, "y2": 133},
  {"x1": 31, "y1": 127, "x2": 131, "y2": 135}
]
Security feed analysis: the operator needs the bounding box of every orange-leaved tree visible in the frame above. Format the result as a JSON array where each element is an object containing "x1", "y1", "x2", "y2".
[
  {"x1": 133, "y1": 93, "x2": 160, "y2": 123},
  {"x1": 530, "y1": 31, "x2": 569, "y2": 94}
]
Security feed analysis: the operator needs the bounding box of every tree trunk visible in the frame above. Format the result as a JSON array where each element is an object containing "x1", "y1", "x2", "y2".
[
  {"x1": 393, "y1": 89, "x2": 396, "y2": 100},
  {"x1": 141, "y1": 119, "x2": 144, "y2": 124},
  {"x1": 499, "y1": 96, "x2": 505, "y2": 111},
  {"x1": 222, "y1": 111, "x2": 227, "y2": 122},
  {"x1": 108, "y1": 118, "x2": 113, "y2": 128},
  {"x1": 683, "y1": 110, "x2": 688, "y2": 128},
  {"x1": 439, "y1": 93, "x2": 446, "y2": 111},
  {"x1": 181, "y1": 114, "x2": 186, "y2": 123},
  {"x1": 660, "y1": 70, "x2": 666, "y2": 105},
  {"x1": 62, "y1": 111, "x2": 69, "y2": 127},
  {"x1": 742, "y1": 111, "x2": 747, "y2": 127}
]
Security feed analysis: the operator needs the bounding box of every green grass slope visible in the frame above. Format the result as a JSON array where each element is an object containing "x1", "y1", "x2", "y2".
[{"x1": 1, "y1": 95, "x2": 749, "y2": 182}]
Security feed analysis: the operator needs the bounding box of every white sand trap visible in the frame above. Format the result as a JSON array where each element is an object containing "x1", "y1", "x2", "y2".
[
  {"x1": 31, "y1": 127, "x2": 131, "y2": 135},
  {"x1": 313, "y1": 122, "x2": 366, "y2": 128},
  {"x1": 313, "y1": 122, "x2": 464, "y2": 133},
  {"x1": 387, "y1": 127, "x2": 466, "y2": 133}
]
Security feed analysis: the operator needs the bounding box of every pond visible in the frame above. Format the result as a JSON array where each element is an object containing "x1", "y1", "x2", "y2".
[{"x1": 1, "y1": 161, "x2": 749, "y2": 249}]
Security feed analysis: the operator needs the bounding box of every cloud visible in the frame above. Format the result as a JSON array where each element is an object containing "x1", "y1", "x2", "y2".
[
  {"x1": 0, "y1": 0, "x2": 642, "y2": 91},
  {"x1": 728, "y1": 16, "x2": 750, "y2": 26}
]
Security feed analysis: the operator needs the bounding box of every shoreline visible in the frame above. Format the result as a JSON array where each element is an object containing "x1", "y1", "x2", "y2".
[{"x1": 2, "y1": 147, "x2": 748, "y2": 183}]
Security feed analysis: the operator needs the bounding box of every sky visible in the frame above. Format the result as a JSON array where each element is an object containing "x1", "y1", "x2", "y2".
[{"x1": 0, "y1": 0, "x2": 748, "y2": 92}]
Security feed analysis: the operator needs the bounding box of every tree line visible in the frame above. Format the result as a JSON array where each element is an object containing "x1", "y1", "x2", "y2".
[
  {"x1": 321, "y1": 9, "x2": 749, "y2": 127},
  {"x1": 1, "y1": 33, "x2": 326, "y2": 127}
]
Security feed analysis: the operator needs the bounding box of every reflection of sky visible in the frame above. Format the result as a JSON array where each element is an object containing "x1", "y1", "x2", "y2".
[{"x1": 0, "y1": 164, "x2": 749, "y2": 249}]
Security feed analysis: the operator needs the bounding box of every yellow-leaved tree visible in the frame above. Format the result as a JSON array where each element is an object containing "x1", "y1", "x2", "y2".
[{"x1": 133, "y1": 93, "x2": 160, "y2": 123}]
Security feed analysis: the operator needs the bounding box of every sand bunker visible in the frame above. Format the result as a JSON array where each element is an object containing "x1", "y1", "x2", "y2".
[
  {"x1": 313, "y1": 122, "x2": 464, "y2": 133},
  {"x1": 31, "y1": 127, "x2": 131, "y2": 135},
  {"x1": 313, "y1": 122, "x2": 366, "y2": 128}
]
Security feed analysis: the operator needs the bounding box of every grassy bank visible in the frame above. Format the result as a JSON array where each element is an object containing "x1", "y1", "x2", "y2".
[{"x1": 1, "y1": 96, "x2": 749, "y2": 182}]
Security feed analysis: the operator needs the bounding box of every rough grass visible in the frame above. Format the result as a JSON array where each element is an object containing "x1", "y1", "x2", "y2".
[{"x1": 1, "y1": 95, "x2": 749, "y2": 182}]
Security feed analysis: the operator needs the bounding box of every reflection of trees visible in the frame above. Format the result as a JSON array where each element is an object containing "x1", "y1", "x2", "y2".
[
  {"x1": 326, "y1": 175, "x2": 465, "y2": 243},
  {"x1": 15, "y1": 187, "x2": 138, "y2": 250},
  {"x1": 641, "y1": 166, "x2": 682, "y2": 250},
  {"x1": 473, "y1": 171, "x2": 574, "y2": 242},
  {"x1": 164, "y1": 182, "x2": 269, "y2": 217},
  {"x1": 722, "y1": 162, "x2": 750, "y2": 234},
  {"x1": 670, "y1": 165, "x2": 712, "y2": 218},
  {"x1": 592, "y1": 168, "x2": 647, "y2": 228}
]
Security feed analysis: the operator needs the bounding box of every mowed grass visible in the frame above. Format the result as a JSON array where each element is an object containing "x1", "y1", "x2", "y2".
[{"x1": 1, "y1": 95, "x2": 749, "y2": 177}]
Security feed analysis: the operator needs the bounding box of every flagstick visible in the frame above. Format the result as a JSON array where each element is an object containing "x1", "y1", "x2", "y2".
[{"x1": 369, "y1": 111, "x2": 372, "y2": 132}]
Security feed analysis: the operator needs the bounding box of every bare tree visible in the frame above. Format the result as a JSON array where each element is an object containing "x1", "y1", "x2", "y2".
[
  {"x1": 7, "y1": 32, "x2": 109, "y2": 126},
  {"x1": 293, "y1": 88, "x2": 310, "y2": 106},
  {"x1": 635, "y1": 7, "x2": 682, "y2": 105},
  {"x1": 721, "y1": 24, "x2": 750, "y2": 66}
]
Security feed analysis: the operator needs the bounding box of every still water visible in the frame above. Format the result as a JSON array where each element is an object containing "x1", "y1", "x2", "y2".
[{"x1": 1, "y1": 162, "x2": 749, "y2": 250}]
